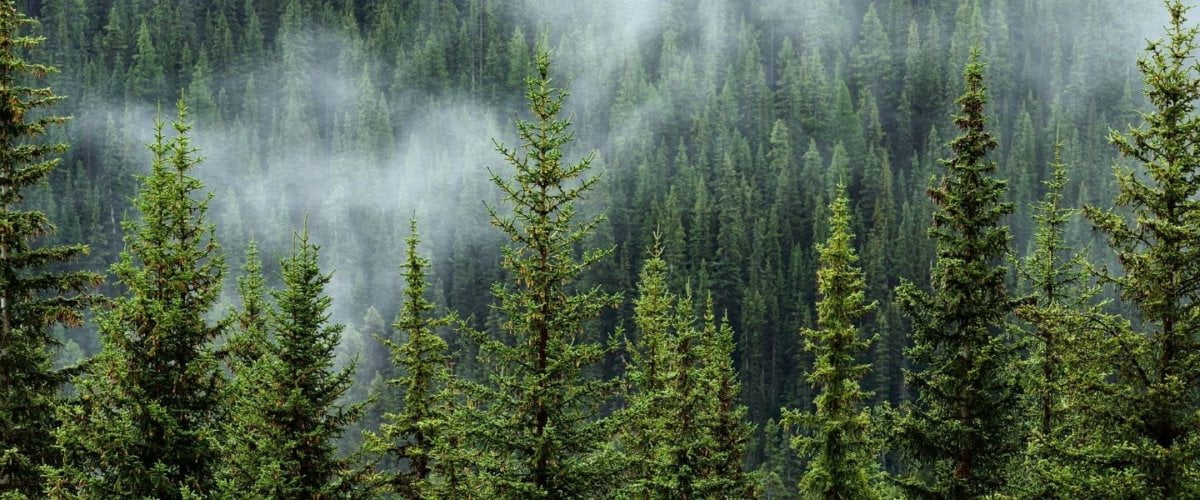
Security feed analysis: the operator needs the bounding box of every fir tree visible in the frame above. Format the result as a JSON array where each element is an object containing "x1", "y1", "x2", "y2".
[
  {"x1": 1016, "y1": 144, "x2": 1125, "y2": 496},
  {"x1": 1083, "y1": 2, "x2": 1200, "y2": 495},
  {"x1": 50, "y1": 101, "x2": 225, "y2": 498},
  {"x1": 224, "y1": 242, "x2": 269, "y2": 369},
  {"x1": 367, "y1": 219, "x2": 455, "y2": 498},
  {"x1": 0, "y1": 1, "x2": 101, "y2": 494},
  {"x1": 620, "y1": 240, "x2": 680, "y2": 497},
  {"x1": 463, "y1": 40, "x2": 623, "y2": 498},
  {"x1": 784, "y1": 189, "x2": 879, "y2": 499},
  {"x1": 893, "y1": 51, "x2": 1022, "y2": 498},
  {"x1": 695, "y1": 298, "x2": 756, "y2": 498},
  {"x1": 220, "y1": 226, "x2": 363, "y2": 497}
]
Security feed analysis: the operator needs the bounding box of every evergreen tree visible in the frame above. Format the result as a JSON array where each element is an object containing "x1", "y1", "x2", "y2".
[
  {"x1": 224, "y1": 242, "x2": 269, "y2": 368},
  {"x1": 695, "y1": 299, "x2": 756, "y2": 498},
  {"x1": 50, "y1": 101, "x2": 224, "y2": 498},
  {"x1": 783, "y1": 189, "x2": 879, "y2": 499},
  {"x1": 127, "y1": 21, "x2": 165, "y2": 100},
  {"x1": 620, "y1": 241, "x2": 679, "y2": 497},
  {"x1": 463, "y1": 40, "x2": 623, "y2": 498},
  {"x1": 0, "y1": 1, "x2": 101, "y2": 494},
  {"x1": 1016, "y1": 145, "x2": 1125, "y2": 496},
  {"x1": 220, "y1": 226, "x2": 363, "y2": 497},
  {"x1": 367, "y1": 219, "x2": 455, "y2": 498},
  {"x1": 893, "y1": 51, "x2": 1022, "y2": 498},
  {"x1": 1082, "y1": 2, "x2": 1200, "y2": 495}
]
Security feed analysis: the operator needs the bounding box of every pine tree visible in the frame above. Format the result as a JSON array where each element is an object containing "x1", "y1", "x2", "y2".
[
  {"x1": 127, "y1": 20, "x2": 165, "y2": 100},
  {"x1": 463, "y1": 40, "x2": 623, "y2": 498},
  {"x1": 224, "y1": 242, "x2": 269, "y2": 369},
  {"x1": 893, "y1": 51, "x2": 1022, "y2": 498},
  {"x1": 1016, "y1": 145, "x2": 1125, "y2": 496},
  {"x1": 1082, "y1": 2, "x2": 1200, "y2": 495},
  {"x1": 367, "y1": 219, "x2": 455, "y2": 498},
  {"x1": 783, "y1": 189, "x2": 879, "y2": 499},
  {"x1": 220, "y1": 226, "x2": 363, "y2": 497},
  {"x1": 620, "y1": 241, "x2": 679, "y2": 497},
  {"x1": 695, "y1": 299, "x2": 756, "y2": 498},
  {"x1": 0, "y1": 1, "x2": 101, "y2": 494},
  {"x1": 50, "y1": 101, "x2": 224, "y2": 498}
]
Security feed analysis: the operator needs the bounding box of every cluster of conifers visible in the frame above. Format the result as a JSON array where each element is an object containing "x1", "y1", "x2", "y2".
[{"x1": 2, "y1": 0, "x2": 1199, "y2": 498}]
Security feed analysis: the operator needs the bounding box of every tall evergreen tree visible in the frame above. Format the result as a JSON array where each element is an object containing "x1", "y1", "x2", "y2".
[
  {"x1": 463, "y1": 40, "x2": 623, "y2": 498},
  {"x1": 1083, "y1": 2, "x2": 1200, "y2": 495},
  {"x1": 367, "y1": 219, "x2": 455, "y2": 498},
  {"x1": 784, "y1": 189, "x2": 879, "y2": 499},
  {"x1": 220, "y1": 226, "x2": 362, "y2": 497},
  {"x1": 893, "y1": 51, "x2": 1022, "y2": 498},
  {"x1": 0, "y1": 1, "x2": 101, "y2": 494},
  {"x1": 1016, "y1": 145, "x2": 1126, "y2": 496},
  {"x1": 620, "y1": 241, "x2": 680, "y2": 497},
  {"x1": 695, "y1": 298, "x2": 756, "y2": 498},
  {"x1": 50, "y1": 101, "x2": 224, "y2": 498}
]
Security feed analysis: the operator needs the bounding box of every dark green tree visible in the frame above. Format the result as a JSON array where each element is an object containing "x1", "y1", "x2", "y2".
[
  {"x1": 693, "y1": 298, "x2": 756, "y2": 498},
  {"x1": 463, "y1": 40, "x2": 623, "y2": 498},
  {"x1": 0, "y1": 1, "x2": 101, "y2": 494},
  {"x1": 367, "y1": 219, "x2": 456, "y2": 498},
  {"x1": 783, "y1": 189, "x2": 879, "y2": 499},
  {"x1": 220, "y1": 226, "x2": 362, "y2": 497},
  {"x1": 224, "y1": 242, "x2": 269, "y2": 368},
  {"x1": 893, "y1": 51, "x2": 1022, "y2": 498},
  {"x1": 1015, "y1": 145, "x2": 1126, "y2": 496},
  {"x1": 620, "y1": 241, "x2": 679, "y2": 497},
  {"x1": 1083, "y1": 2, "x2": 1200, "y2": 495},
  {"x1": 50, "y1": 101, "x2": 224, "y2": 498}
]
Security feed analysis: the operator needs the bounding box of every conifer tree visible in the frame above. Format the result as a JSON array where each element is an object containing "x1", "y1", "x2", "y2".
[
  {"x1": 368, "y1": 219, "x2": 455, "y2": 498},
  {"x1": 695, "y1": 299, "x2": 756, "y2": 498},
  {"x1": 1016, "y1": 145, "x2": 1125, "y2": 496},
  {"x1": 220, "y1": 226, "x2": 362, "y2": 497},
  {"x1": 0, "y1": 1, "x2": 101, "y2": 494},
  {"x1": 620, "y1": 241, "x2": 680, "y2": 497},
  {"x1": 50, "y1": 101, "x2": 224, "y2": 498},
  {"x1": 224, "y1": 242, "x2": 269, "y2": 368},
  {"x1": 463, "y1": 40, "x2": 623, "y2": 498},
  {"x1": 893, "y1": 51, "x2": 1022, "y2": 498},
  {"x1": 784, "y1": 189, "x2": 878, "y2": 499},
  {"x1": 1083, "y1": 2, "x2": 1200, "y2": 495}
]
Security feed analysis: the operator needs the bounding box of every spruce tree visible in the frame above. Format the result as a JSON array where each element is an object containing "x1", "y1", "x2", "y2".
[
  {"x1": 224, "y1": 242, "x2": 269, "y2": 369},
  {"x1": 893, "y1": 51, "x2": 1022, "y2": 498},
  {"x1": 784, "y1": 189, "x2": 878, "y2": 499},
  {"x1": 50, "y1": 101, "x2": 224, "y2": 498},
  {"x1": 0, "y1": 1, "x2": 101, "y2": 494},
  {"x1": 1016, "y1": 145, "x2": 1125, "y2": 496},
  {"x1": 620, "y1": 241, "x2": 680, "y2": 497},
  {"x1": 1082, "y1": 2, "x2": 1200, "y2": 495},
  {"x1": 367, "y1": 219, "x2": 455, "y2": 498},
  {"x1": 220, "y1": 227, "x2": 363, "y2": 497},
  {"x1": 695, "y1": 298, "x2": 755, "y2": 498},
  {"x1": 463, "y1": 40, "x2": 623, "y2": 498}
]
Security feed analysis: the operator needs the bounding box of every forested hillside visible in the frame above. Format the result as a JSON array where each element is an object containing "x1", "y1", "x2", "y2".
[{"x1": 3, "y1": 0, "x2": 1199, "y2": 497}]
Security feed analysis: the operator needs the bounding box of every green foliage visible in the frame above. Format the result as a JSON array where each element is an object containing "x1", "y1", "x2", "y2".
[
  {"x1": 50, "y1": 101, "x2": 224, "y2": 499},
  {"x1": 462, "y1": 40, "x2": 624, "y2": 498},
  {"x1": 0, "y1": 1, "x2": 101, "y2": 494},
  {"x1": 1082, "y1": 2, "x2": 1200, "y2": 495},
  {"x1": 621, "y1": 243, "x2": 756, "y2": 498},
  {"x1": 1014, "y1": 144, "x2": 1128, "y2": 496},
  {"x1": 784, "y1": 189, "x2": 879, "y2": 499},
  {"x1": 219, "y1": 226, "x2": 363, "y2": 497},
  {"x1": 366, "y1": 219, "x2": 459, "y2": 498},
  {"x1": 224, "y1": 242, "x2": 269, "y2": 368},
  {"x1": 893, "y1": 51, "x2": 1022, "y2": 498}
]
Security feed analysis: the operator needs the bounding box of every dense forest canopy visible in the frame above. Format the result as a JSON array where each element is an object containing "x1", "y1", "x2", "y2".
[{"x1": 1, "y1": 0, "x2": 1199, "y2": 497}]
